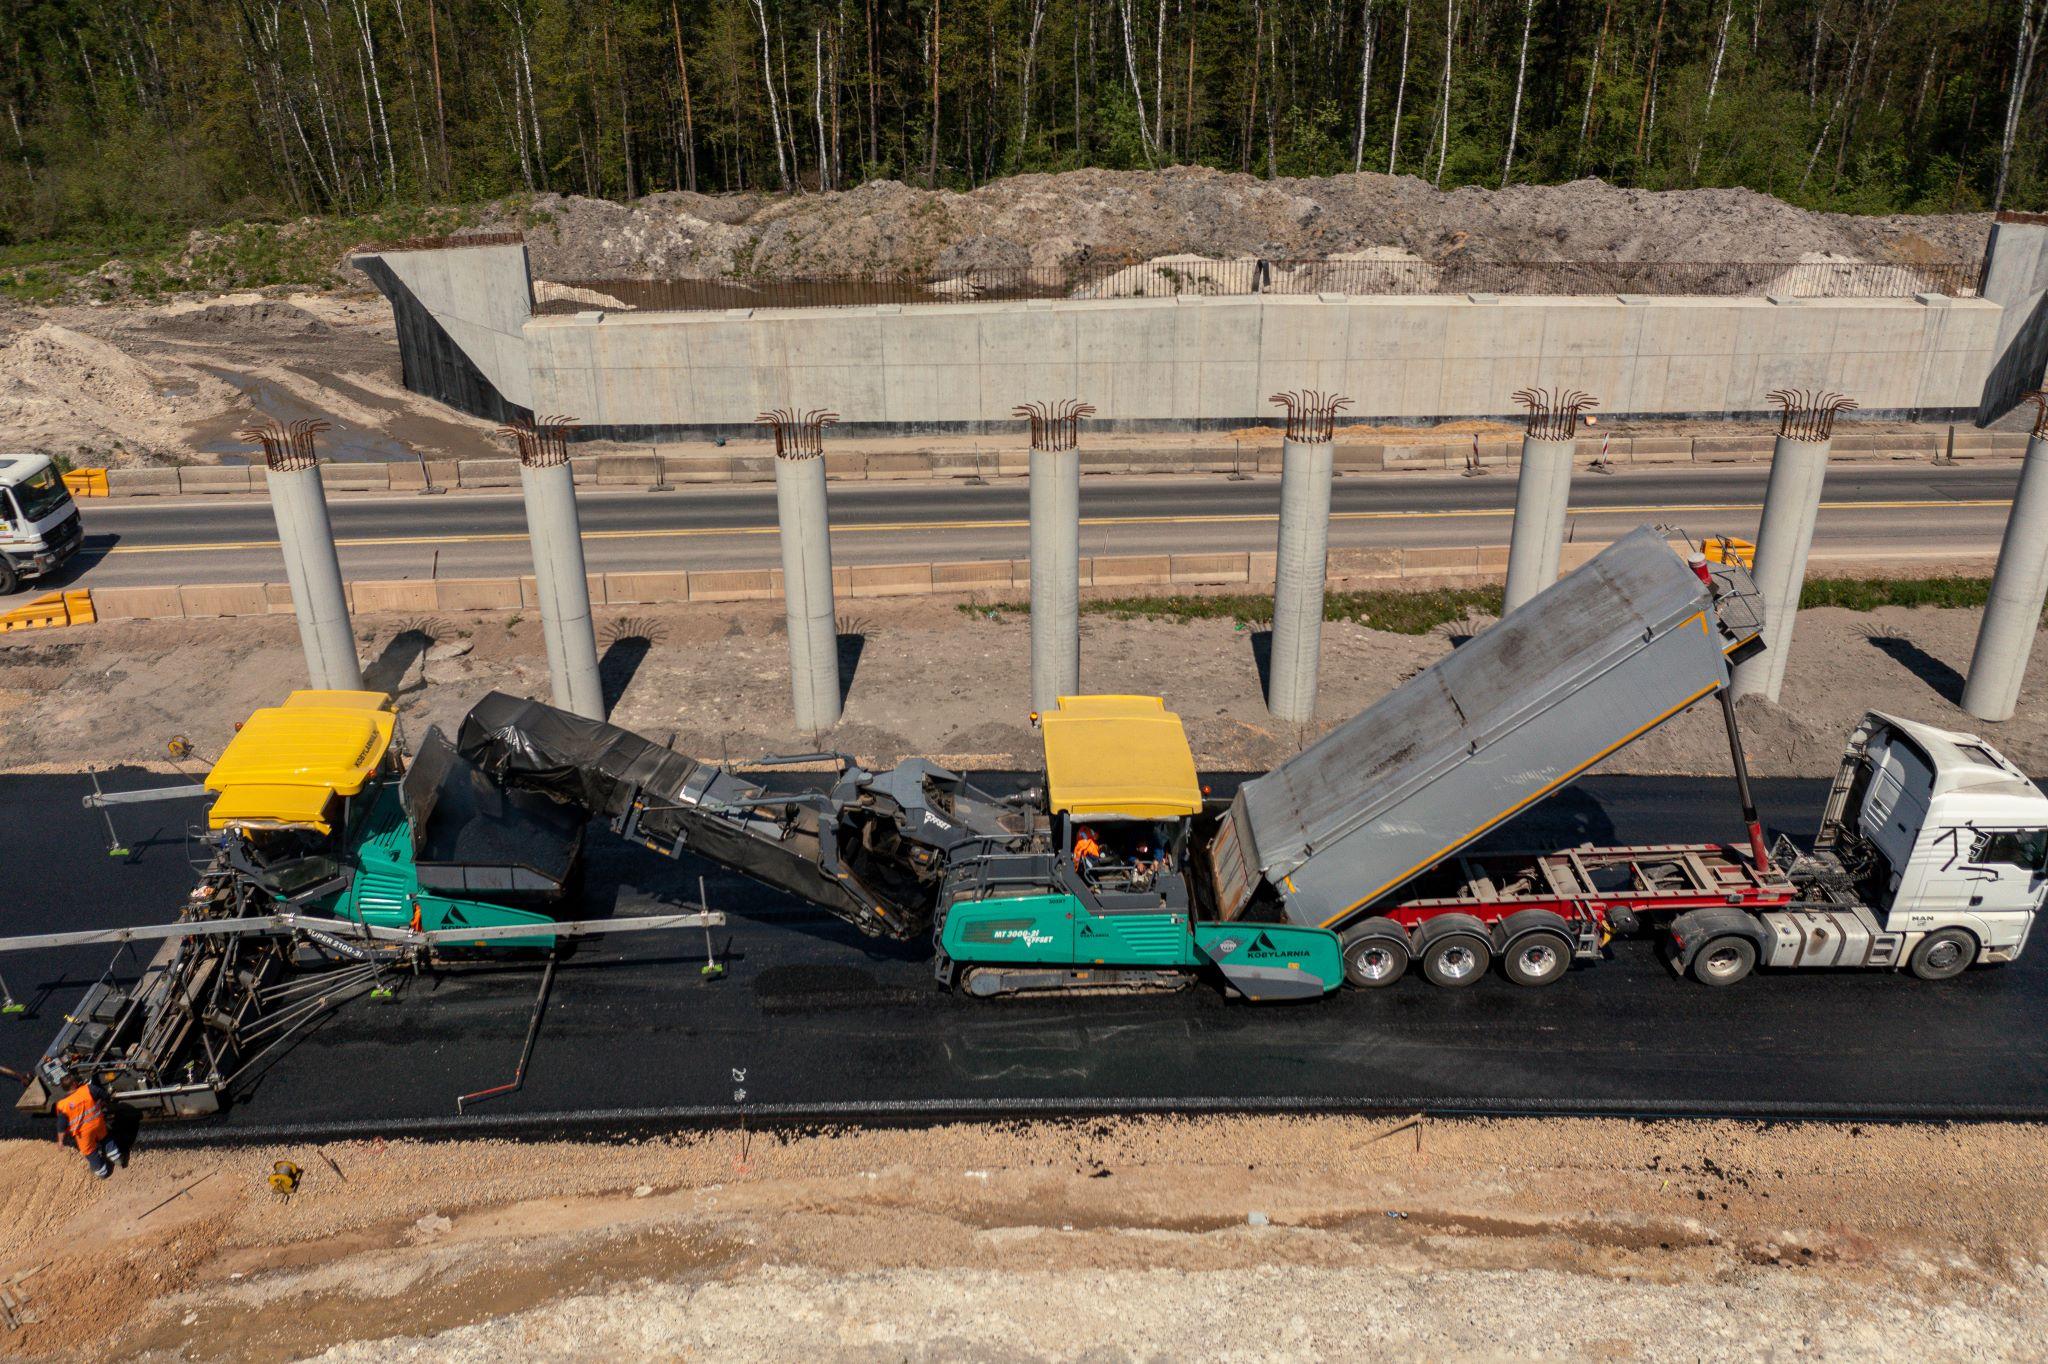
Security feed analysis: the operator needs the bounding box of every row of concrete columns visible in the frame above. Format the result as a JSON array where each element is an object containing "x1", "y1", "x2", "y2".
[{"x1": 255, "y1": 386, "x2": 2048, "y2": 736}]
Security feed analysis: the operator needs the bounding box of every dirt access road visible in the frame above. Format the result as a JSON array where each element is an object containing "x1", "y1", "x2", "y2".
[
  {"x1": 0, "y1": 1116, "x2": 2042, "y2": 1361},
  {"x1": 1, "y1": 583, "x2": 2041, "y2": 781}
]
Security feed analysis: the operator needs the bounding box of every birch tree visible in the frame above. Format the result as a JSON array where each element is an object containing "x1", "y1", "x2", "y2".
[
  {"x1": 1351, "y1": 0, "x2": 1374, "y2": 171},
  {"x1": 1501, "y1": 0, "x2": 1532, "y2": 185}
]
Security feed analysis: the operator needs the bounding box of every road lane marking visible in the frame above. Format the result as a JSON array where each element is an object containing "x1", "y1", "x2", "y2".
[{"x1": 97, "y1": 498, "x2": 2012, "y2": 556}]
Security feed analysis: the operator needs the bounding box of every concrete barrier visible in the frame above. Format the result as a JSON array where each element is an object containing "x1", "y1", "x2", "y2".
[
  {"x1": 84, "y1": 427, "x2": 2040, "y2": 500},
  {"x1": 43, "y1": 530, "x2": 2022, "y2": 627}
]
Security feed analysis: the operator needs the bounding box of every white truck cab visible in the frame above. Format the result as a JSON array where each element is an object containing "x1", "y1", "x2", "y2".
[
  {"x1": 0, "y1": 454, "x2": 85, "y2": 594},
  {"x1": 1850, "y1": 712, "x2": 2048, "y2": 953},
  {"x1": 1671, "y1": 711, "x2": 2048, "y2": 985}
]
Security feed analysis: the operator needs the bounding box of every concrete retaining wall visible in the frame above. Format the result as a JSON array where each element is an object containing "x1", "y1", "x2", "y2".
[
  {"x1": 99, "y1": 427, "x2": 2033, "y2": 497},
  {"x1": 352, "y1": 243, "x2": 535, "y2": 421},
  {"x1": 1978, "y1": 213, "x2": 2048, "y2": 422},
  {"x1": 525, "y1": 291, "x2": 1998, "y2": 436}
]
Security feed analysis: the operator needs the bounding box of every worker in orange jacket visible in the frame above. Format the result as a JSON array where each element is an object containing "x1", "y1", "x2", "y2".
[
  {"x1": 55, "y1": 1080, "x2": 123, "y2": 1179},
  {"x1": 1072, "y1": 825, "x2": 1104, "y2": 874}
]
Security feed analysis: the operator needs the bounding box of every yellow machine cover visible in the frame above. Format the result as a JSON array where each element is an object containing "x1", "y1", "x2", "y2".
[
  {"x1": 1040, "y1": 695, "x2": 1203, "y2": 820},
  {"x1": 205, "y1": 691, "x2": 396, "y2": 833}
]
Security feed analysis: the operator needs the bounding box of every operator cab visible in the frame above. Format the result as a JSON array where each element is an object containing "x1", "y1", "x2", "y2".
[
  {"x1": 1825, "y1": 711, "x2": 2048, "y2": 952},
  {"x1": 1039, "y1": 695, "x2": 1203, "y2": 914}
]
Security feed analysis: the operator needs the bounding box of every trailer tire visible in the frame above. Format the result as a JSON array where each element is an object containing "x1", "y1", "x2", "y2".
[
  {"x1": 1415, "y1": 916, "x2": 1492, "y2": 988},
  {"x1": 1499, "y1": 912, "x2": 1574, "y2": 988},
  {"x1": 1908, "y1": 928, "x2": 1977, "y2": 982},
  {"x1": 1690, "y1": 936, "x2": 1756, "y2": 986},
  {"x1": 1340, "y1": 919, "x2": 1411, "y2": 988}
]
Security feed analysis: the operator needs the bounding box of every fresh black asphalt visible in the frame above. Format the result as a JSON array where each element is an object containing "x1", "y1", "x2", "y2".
[{"x1": 6, "y1": 765, "x2": 2047, "y2": 1141}]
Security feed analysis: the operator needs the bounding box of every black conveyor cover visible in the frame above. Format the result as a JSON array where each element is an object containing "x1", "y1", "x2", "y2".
[
  {"x1": 401, "y1": 727, "x2": 584, "y2": 900},
  {"x1": 457, "y1": 692, "x2": 703, "y2": 822}
]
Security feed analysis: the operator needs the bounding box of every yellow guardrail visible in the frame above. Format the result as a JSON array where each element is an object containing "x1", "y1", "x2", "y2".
[
  {"x1": 0, "y1": 589, "x2": 95, "y2": 632},
  {"x1": 61, "y1": 468, "x2": 109, "y2": 497}
]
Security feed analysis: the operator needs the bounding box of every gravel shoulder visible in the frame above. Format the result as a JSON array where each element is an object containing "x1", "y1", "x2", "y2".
[
  {"x1": 2, "y1": 587, "x2": 2042, "y2": 780},
  {"x1": 1, "y1": 1115, "x2": 2043, "y2": 1361}
]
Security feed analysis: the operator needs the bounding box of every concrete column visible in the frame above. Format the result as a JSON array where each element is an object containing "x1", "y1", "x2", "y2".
[
  {"x1": 1268, "y1": 435, "x2": 1335, "y2": 723},
  {"x1": 775, "y1": 451, "x2": 842, "y2": 732},
  {"x1": 268, "y1": 464, "x2": 363, "y2": 691},
  {"x1": 1502, "y1": 436, "x2": 1576, "y2": 613},
  {"x1": 518, "y1": 457, "x2": 603, "y2": 718},
  {"x1": 244, "y1": 420, "x2": 362, "y2": 692},
  {"x1": 1028, "y1": 446, "x2": 1081, "y2": 712},
  {"x1": 1963, "y1": 430, "x2": 2048, "y2": 721},
  {"x1": 1731, "y1": 433, "x2": 1833, "y2": 703}
]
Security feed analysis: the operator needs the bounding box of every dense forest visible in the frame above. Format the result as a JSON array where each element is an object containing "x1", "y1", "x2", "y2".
[{"x1": 0, "y1": 0, "x2": 2043, "y2": 248}]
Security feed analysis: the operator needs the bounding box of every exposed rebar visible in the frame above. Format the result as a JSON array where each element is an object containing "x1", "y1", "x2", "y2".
[
  {"x1": 1511, "y1": 387, "x2": 1598, "y2": 440},
  {"x1": 2024, "y1": 390, "x2": 2048, "y2": 440},
  {"x1": 757, "y1": 408, "x2": 840, "y2": 459},
  {"x1": 1268, "y1": 391, "x2": 1352, "y2": 444},
  {"x1": 1014, "y1": 399, "x2": 1096, "y2": 452},
  {"x1": 238, "y1": 418, "x2": 330, "y2": 472},
  {"x1": 499, "y1": 414, "x2": 579, "y2": 468},
  {"x1": 1768, "y1": 389, "x2": 1858, "y2": 442}
]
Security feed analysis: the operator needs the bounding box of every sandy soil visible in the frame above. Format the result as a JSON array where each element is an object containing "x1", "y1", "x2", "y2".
[
  {"x1": 0, "y1": 292, "x2": 506, "y2": 468},
  {"x1": 487, "y1": 169, "x2": 1992, "y2": 280},
  {"x1": 1, "y1": 585, "x2": 2040, "y2": 781},
  {"x1": 0, "y1": 1114, "x2": 2043, "y2": 1361}
]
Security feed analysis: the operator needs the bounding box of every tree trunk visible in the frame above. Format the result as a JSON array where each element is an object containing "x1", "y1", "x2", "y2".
[
  {"x1": 1690, "y1": 0, "x2": 1734, "y2": 181},
  {"x1": 1577, "y1": 0, "x2": 1610, "y2": 173},
  {"x1": 1996, "y1": 0, "x2": 2044, "y2": 209},
  {"x1": 1021, "y1": 0, "x2": 1048, "y2": 148},
  {"x1": 1432, "y1": 0, "x2": 1453, "y2": 187},
  {"x1": 671, "y1": 0, "x2": 698, "y2": 192},
  {"x1": 1633, "y1": 0, "x2": 1668, "y2": 167},
  {"x1": 928, "y1": 0, "x2": 941, "y2": 184},
  {"x1": 427, "y1": 0, "x2": 449, "y2": 187},
  {"x1": 1501, "y1": 0, "x2": 1532, "y2": 185},
  {"x1": 1388, "y1": 0, "x2": 1410, "y2": 173},
  {"x1": 748, "y1": 0, "x2": 791, "y2": 190},
  {"x1": 1352, "y1": 0, "x2": 1375, "y2": 171},
  {"x1": 1118, "y1": 0, "x2": 1156, "y2": 162}
]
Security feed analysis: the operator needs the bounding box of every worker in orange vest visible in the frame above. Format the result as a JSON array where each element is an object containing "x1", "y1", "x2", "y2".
[
  {"x1": 55, "y1": 1080, "x2": 123, "y2": 1179},
  {"x1": 1072, "y1": 825, "x2": 1104, "y2": 874}
]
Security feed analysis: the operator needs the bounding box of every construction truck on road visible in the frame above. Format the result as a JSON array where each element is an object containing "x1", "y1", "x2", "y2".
[
  {"x1": 0, "y1": 454, "x2": 84, "y2": 594},
  {"x1": 461, "y1": 525, "x2": 2048, "y2": 997},
  {"x1": 8, "y1": 524, "x2": 2045, "y2": 1123}
]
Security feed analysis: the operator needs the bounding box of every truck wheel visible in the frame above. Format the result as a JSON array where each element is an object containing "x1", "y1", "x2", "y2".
[
  {"x1": 0, "y1": 561, "x2": 18, "y2": 596},
  {"x1": 1502, "y1": 932, "x2": 1573, "y2": 987},
  {"x1": 1340, "y1": 919, "x2": 1410, "y2": 988},
  {"x1": 1690, "y1": 936, "x2": 1756, "y2": 987},
  {"x1": 1909, "y1": 928, "x2": 1976, "y2": 982},
  {"x1": 1419, "y1": 933, "x2": 1491, "y2": 988}
]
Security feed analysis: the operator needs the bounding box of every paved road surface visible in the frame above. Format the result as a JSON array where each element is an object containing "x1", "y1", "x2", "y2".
[
  {"x1": 54, "y1": 462, "x2": 2020, "y2": 588},
  {"x1": 4, "y1": 766, "x2": 2045, "y2": 1142}
]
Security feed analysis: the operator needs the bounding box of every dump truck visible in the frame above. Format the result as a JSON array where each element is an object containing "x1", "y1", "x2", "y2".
[
  {"x1": 460, "y1": 525, "x2": 2048, "y2": 996},
  {"x1": 0, "y1": 453, "x2": 84, "y2": 594}
]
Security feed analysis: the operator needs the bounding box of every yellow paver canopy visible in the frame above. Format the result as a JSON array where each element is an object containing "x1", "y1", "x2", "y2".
[
  {"x1": 205, "y1": 690, "x2": 395, "y2": 833},
  {"x1": 1041, "y1": 695, "x2": 1203, "y2": 820}
]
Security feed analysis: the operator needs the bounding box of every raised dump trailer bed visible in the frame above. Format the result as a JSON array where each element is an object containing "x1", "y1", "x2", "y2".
[{"x1": 1210, "y1": 527, "x2": 1767, "y2": 938}]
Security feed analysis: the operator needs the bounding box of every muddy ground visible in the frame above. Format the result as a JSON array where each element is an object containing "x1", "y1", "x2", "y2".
[
  {"x1": 0, "y1": 1115, "x2": 2042, "y2": 1361},
  {"x1": 0, "y1": 584, "x2": 2038, "y2": 780}
]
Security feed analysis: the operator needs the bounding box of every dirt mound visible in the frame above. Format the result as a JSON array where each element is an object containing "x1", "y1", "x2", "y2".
[
  {"x1": 0, "y1": 322, "x2": 238, "y2": 462},
  {"x1": 497, "y1": 169, "x2": 1992, "y2": 282}
]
